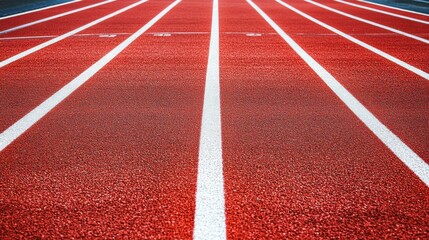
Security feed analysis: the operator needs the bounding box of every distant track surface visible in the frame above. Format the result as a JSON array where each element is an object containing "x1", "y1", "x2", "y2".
[
  {"x1": 0, "y1": 0, "x2": 428, "y2": 238},
  {"x1": 0, "y1": 0, "x2": 76, "y2": 17}
]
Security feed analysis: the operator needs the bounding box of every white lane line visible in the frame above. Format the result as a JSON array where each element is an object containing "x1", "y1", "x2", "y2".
[
  {"x1": 149, "y1": 31, "x2": 209, "y2": 35},
  {"x1": 358, "y1": 0, "x2": 429, "y2": 17},
  {"x1": 0, "y1": 0, "x2": 81, "y2": 20},
  {"x1": 413, "y1": 0, "x2": 429, "y2": 3},
  {"x1": 248, "y1": 0, "x2": 429, "y2": 187},
  {"x1": 0, "y1": 0, "x2": 148, "y2": 68},
  {"x1": 276, "y1": 0, "x2": 429, "y2": 80},
  {"x1": 305, "y1": 0, "x2": 429, "y2": 44},
  {"x1": 336, "y1": 0, "x2": 429, "y2": 24},
  {"x1": 0, "y1": 0, "x2": 181, "y2": 152},
  {"x1": 0, "y1": 32, "x2": 210, "y2": 41},
  {"x1": 193, "y1": 0, "x2": 226, "y2": 238},
  {"x1": 0, "y1": 0, "x2": 115, "y2": 35},
  {"x1": 0, "y1": 33, "x2": 133, "y2": 40}
]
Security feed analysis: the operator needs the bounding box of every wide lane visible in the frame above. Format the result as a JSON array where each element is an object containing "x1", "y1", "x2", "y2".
[
  {"x1": 0, "y1": 0, "x2": 210, "y2": 238},
  {"x1": 0, "y1": 0, "x2": 172, "y2": 133},
  {"x1": 220, "y1": 0, "x2": 429, "y2": 238},
  {"x1": 254, "y1": 0, "x2": 429, "y2": 162}
]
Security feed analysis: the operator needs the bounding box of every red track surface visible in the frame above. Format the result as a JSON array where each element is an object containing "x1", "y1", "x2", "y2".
[
  {"x1": 352, "y1": 0, "x2": 429, "y2": 21},
  {"x1": 1, "y1": 0, "x2": 428, "y2": 238},
  {"x1": 312, "y1": 0, "x2": 429, "y2": 36}
]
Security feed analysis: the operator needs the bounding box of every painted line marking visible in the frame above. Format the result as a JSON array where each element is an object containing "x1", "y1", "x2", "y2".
[
  {"x1": 153, "y1": 33, "x2": 172, "y2": 36},
  {"x1": 246, "y1": 33, "x2": 262, "y2": 36},
  {"x1": 0, "y1": 33, "x2": 132, "y2": 40},
  {"x1": 150, "y1": 31, "x2": 209, "y2": 35},
  {"x1": 336, "y1": 0, "x2": 429, "y2": 24},
  {"x1": 193, "y1": 0, "x2": 226, "y2": 239},
  {"x1": 413, "y1": 0, "x2": 429, "y2": 3},
  {"x1": 0, "y1": 0, "x2": 115, "y2": 35},
  {"x1": 0, "y1": 0, "x2": 181, "y2": 152},
  {"x1": 0, "y1": 32, "x2": 289, "y2": 41},
  {"x1": 99, "y1": 34, "x2": 117, "y2": 38},
  {"x1": 224, "y1": 31, "x2": 276, "y2": 35},
  {"x1": 294, "y1": 32, "x2": 429, "y2": 36},
  {"x1": 306, "y1": 0, "x2": 429, "y2": 44},
  {"x1": 358, "y1": 0, "x2": 429, "y2": 17},
  {"x1": 0, "y1": 0, "x2": 81, "y2": 20},
  {"x1": 0, "y1": 0, "x2": 149, "y2": 68},
  {"x1": 248, "y1": 0, "x2": 429, "y2": 187},
  {"x1": 276, "y1": 0, "x2": 429, "y2": 80}
]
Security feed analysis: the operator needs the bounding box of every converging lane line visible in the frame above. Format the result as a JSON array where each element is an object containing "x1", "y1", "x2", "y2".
[
  {"x1": 0, "y1": 0, "x2": 149, "y2": 68},
  {"x1": 247, "y1": 0, "x2": 429, "y2": 187},
  {"x1": 0, "y1": 0, "x2": 116, "y2": 35},
  {"x1": 335, "y1": 0, "x2": 429, "y2": 24},
  {"x1": 358, "y1": 0, "x2": 429, "y2": 17},
  {"x1": 193, "y1": 0, "x2": 226, "y2": 238},
  {"x1": 306, "y1": 0, "x2": 429, "y2": 44},
  {"x1": 0, "y1": 0, "x2": 81, "y2": 20},
  {"x1": 0, "y1": 0, "x2": 182, "y2": 152},
  {"x1": 276, "y1": 0, "x2": 429, "y2": 80}
]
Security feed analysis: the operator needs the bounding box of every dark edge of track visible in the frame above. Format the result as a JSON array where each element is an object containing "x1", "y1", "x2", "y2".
[
  {"x1": 365, "y1": 0, "x2": 429, "y2": 14},
  {"x1": 0, "y1": 0, "x2": 75, "y2": 17}
]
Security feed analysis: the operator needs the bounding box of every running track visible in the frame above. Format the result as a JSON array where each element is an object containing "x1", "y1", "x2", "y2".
[{"x1": 0, "y1": 0, "x2": 428, "y2": 238}]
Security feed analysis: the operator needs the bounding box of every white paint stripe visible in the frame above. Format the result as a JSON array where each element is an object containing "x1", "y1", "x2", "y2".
[
  {"x1": 0, "y1": 0, "x2": 115, "y2": 35},
  {"x1": 0, "y1": 0, "x2": 181, "y2": 152},
  {"x1": 0, "y1": 0, "x2": 81, "y2": 20},
  {"x1": 413, "y1": 0, "x2": 429, "y2": 3},
  {"x1": 306, "y1": 0, "x2": 429, "y2": 44},
  {"x1": 336, "y1": 0, "x2": 429, "y2": 24},
  {"x1": 0, "y1": 0, "x2": 148, "y2": 68},
  {"x1": 0, "y1": 35, "x2": 57, "y2": 40},
  {"x1": 0, "y1": 32, "x2": 212, "y2": 40},
  {"x1": 193, "y1": 0, "x2": 226, "y2": 238},
  {"x1": 358, "y1": 0, "x2": 429, "y2": 17},
  {"x1": 248, "y1": 0, "x2": 429, "y2": 187},
  {"x1": 276, "y1": 0, "x2": 429, "y2": 80}
]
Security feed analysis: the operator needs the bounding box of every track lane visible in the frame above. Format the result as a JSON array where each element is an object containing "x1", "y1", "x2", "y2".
[
  {"x1": 0, "y1": 0, "x2": 107, "y2": 31},
  {"x1": 334, "y1": 0, "x2": 429, "y2": 24},
  {"x1": 0, "y1": 0, "x2": 137, "y2": 62},
  {"x1": 253, "y1": 0, "x2": 429, "y2": 162},
  {"x1": 220, "y1": 0, "x2": 429, "y2": 238},
  {"x1": 305, "y1": 0, "x2": 428, "y2": 45},
  {"x1": 293, "y1": 0, "x2": 429, "y2": 72},
  {"x1": 0, "y1": 0, "x2": 116, "y2": 35},
  {"x1": 356, "y1": 0, "x2": 429, "y2": 18},
  {"x1": 0, "y1": 0, "x2": 174, "y2": 136},
  {"x1": 0, "y1": 0, "x2": 81, "y2": 20},
  {"x1": 310, "y1": 0, "x2": 429, "y2": 37},
  {"x1": 0, "y1": 0, "x2": 211, "y2": 238}
]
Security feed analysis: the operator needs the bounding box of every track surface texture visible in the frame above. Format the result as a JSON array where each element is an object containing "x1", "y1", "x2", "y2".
[{"x1": 0, "y1": 0, "x2": 428, "y2": 239}]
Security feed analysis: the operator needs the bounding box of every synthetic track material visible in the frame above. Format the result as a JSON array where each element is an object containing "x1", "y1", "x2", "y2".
[
  {"x1": 1, "y1": 0, "x2": 212, "y2": 238},
  {"x1": 221, "y1": 0, "x2": 429, "y2": 238},
  {"x1": 1, "y1": 0, "x2": 428, "y2": 238}
]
